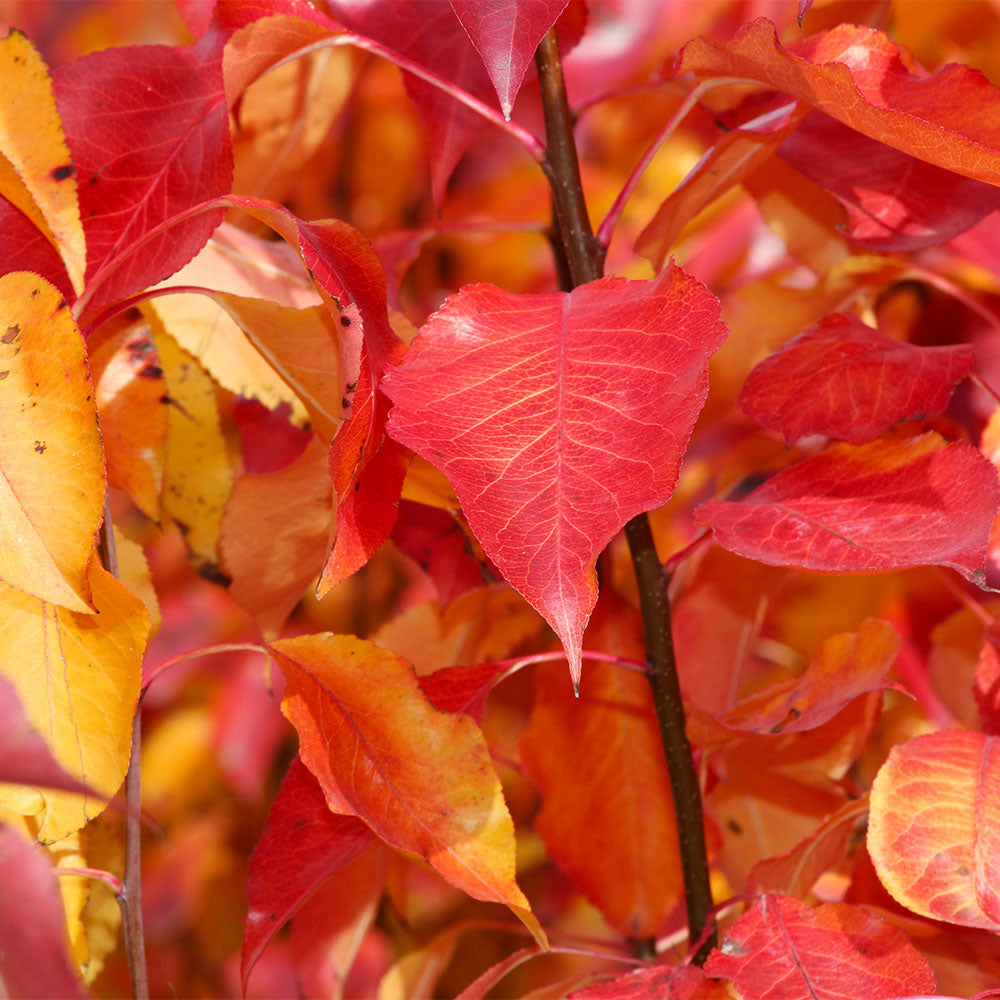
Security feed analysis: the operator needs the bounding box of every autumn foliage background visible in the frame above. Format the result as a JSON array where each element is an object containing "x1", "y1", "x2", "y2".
[{"x1": 4, "y1": 0, "x2": 1000, "y2": 997}]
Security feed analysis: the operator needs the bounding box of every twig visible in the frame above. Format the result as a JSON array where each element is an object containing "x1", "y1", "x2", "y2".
[{"x1": 533, "y1": 27, "x2": 716, "y2": 960}]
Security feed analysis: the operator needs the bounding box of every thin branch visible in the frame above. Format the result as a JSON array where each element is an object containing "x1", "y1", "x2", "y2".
[
  {"x1": 98, "y1": 499, "x2": 149, "y2": 1000},
  {"x1": 534, "y1": 27, "x2": 716, "y2": 960}
]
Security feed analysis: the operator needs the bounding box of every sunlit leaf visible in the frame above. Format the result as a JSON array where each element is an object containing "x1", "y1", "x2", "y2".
[
  {"x1": 739, "y1": 313, "x2": 975, "y2": 445},
  {"x1": 0, "y1": 563, "x2": 147, "y2": 842},
  {"x1": 269, "y1": 633, "x2": 542, "y2": 941},
  {"x1": 705, "y1": 894, "x2": 936, "y2": 999},
  {"x1": 0, "y1": 272, "x2": 103, "y2": 611},
  {"x1": 699, "y1": 435, "x2": 1000, "y2": 587},
  {"x1": 569, "y1": 963, "x2": 729, "y2": 999},
  {"x1": 385, "y1": 267, "x2": 727, "y2": 684},
  {"x1": 869, "y1": 729, "x2": 1000, "y2": 930},
  {"x1": 0, "y1": 31, "x2": 85, "y2": 294}
]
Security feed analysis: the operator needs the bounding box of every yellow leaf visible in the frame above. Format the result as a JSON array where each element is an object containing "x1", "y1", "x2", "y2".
[
  {"x1": 153, "y1": 328, "x2": 233, "y2": 580},
  {"x1": 0, "y1": 272, "x2": 104, "y2": 611},
  {"x1": 0, "y1": 33, "x2": 86, "y2": 294},
  {"x1": 0, "y1": 561, "x2": 148, "y2": 842}
]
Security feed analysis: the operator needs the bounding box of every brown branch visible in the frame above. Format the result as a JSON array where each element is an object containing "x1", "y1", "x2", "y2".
[{"x1": 533, "y1": 27, "x2": 716, "y2": 960}]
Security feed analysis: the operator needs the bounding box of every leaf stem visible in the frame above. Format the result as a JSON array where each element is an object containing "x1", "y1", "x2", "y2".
[
  {"x1": 534, "y1": 27, "x2": 715, "y2": 960},
  {"x1": 98, "y1": 499, "x2": 149, "y2": 999}
]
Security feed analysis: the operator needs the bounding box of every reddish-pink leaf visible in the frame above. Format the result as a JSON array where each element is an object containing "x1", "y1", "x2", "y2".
[
  {"x1": 234, "y1": 399, "x2": 312, "y2": 475},
  {"x1": 449, "y1": 0, "x2": 569, "y2": 118},
  {"x1": 569, "y1": 963, "x2": 728, "y2": 1000},
  {"x1": 0, "y1": 824, "x2": 89, "y2": 998},
  {"x1": 0, "y1": 675, "x2": 98, "y2": 797},
  {"x1": 384, "y1": 267, "x2": 727, "y2": 685},
  {"x1": 704, "y1": 895, "x2": 936, "y2": 999},
  {"x1": 54, "y1": 45, "x2": 232, "y2": 315},
  {"x1": 418, "y1": 661, "x2": 512, "y2": 722},
  {"x1": 779, "y1": 112, "x2": 1000, "y2": 251},
  {"x1": 869, "y1": 729, "x2": 1000, "y2": 930},
  {"x1": 698, "y1": 434, "x2": 1000, "y2": 587},
  {"x1": 327, "y1": 0, "x2": 498, "y2": 205},
  {"x1": 241, "y1": 755, "x2": 373, "y2": 994},
  {"x1": 739, "y1": 313, "x2": 976, "y2": 445},
  {"x1": 0, "y1": 198, "x2": 73, "y2": 303},
  {"x1": 679, "y1": 20, "x2": 1000, "y2": 187}
]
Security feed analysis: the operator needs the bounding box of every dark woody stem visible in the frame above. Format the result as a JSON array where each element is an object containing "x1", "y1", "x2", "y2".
[{"x1": 533, "y1": 27, "x2": 716, "y2": 961}]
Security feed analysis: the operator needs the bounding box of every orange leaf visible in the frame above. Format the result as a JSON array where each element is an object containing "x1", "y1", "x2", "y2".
[
  {"x1": 869, "y1": 729, "x2": 1000, "y2": 930},
  {"x1": 268, "y1": 633, "x2": 543, "y2": 942},
  {"x1": 519, "y1": 594, "x2": 684, "y2": 938},
  {"x1": 721, "y1": 619, "x2": 900, "y2": 733},
  {"x1": 0, "y1": 32, "x2": 86, "y2": 294},
  {"x1": 0, "y1": 272, "x2": 103, "y2": 611},
  {"x1": 221, "y1": 435, "x2": 332, "y2": 636}
]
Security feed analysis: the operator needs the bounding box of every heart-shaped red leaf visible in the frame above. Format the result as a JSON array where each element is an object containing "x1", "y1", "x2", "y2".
[
  {"x1": 449, "y1": 0, "x2": 569, "y2": 118},
  {"x1": 383, "y1": 267, "x2": 727, "y2": 685},
  {"x1": 698, "y1": 435, "x2": 1000, "y2": 586},
  {"x1": 739, "y1": 313, "x2": 975, "y2": 445},
  {"x1": 704, "y1": 895, "x2": 936, "y2": 999}
]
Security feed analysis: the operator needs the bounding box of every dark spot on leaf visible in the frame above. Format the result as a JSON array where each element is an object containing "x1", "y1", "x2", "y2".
[
  {"x1": 959, "y1": 864, "x2": 971, "y2": 876},
  {"x1": 354, "y1": 482, "x2": 361, "y2": 491},
  {"x1": 57, "y1": 300, "x2": 68, "y2": 311},
  {"x1": 0, "y1": 371, "x2": 8, "y2": 380},
  {"x1": 90, "y1": 173, "x2": 99, "y2": 185},
  {"x1": 2, "y1": 324, "x2": 20, "y2": 343},
  {"x1": 341, "y1": 397, "x2": 351, "y2": 408},
  {"x1": 340, "y1": 315, "x2": 351, "y2": 327},
  {"x1": 727, "y1": 819, "x2": 743, "y2": 835},
  {"x1": 34, "y1": 440, "x2": 46, "y2": 454},
  {"x1": 197, "y1": 562, "x2": 231, "y2": 586},
  {"x1": 30, "y1": 288, "x2": 39, "y2": 298},
  {"x1": 139, "y1": 364, "x2": 163, "y2": 380},
  {"x1": 51, "y1": 164, "x2": 75, "y2": 182},
  {"x1": 346, "y1": 382, "x2": 357, "y2": 393}
]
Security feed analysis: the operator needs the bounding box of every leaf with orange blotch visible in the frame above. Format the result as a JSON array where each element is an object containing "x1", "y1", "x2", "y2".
[
  {"x1": 748, "y1": 796, "x2": 869, "y2": 897},
  {"x1": 974, "y1": 622, "x2": 1000, "y2": 735},
  {"x1": 568, "y1": 963, "x2": 729, "y2": 1000},
  {"x1": 0, "y1": 562, "x2": 147, "y2": 843},
  {"x1": 153, "y1": 329, "x2": 233, "y2": 582},
  {"x1": 698, "y1": 435, "x2": 1000, "y2": 587},
  {"x1": 721, "y1": 619, "x2": 900, "y2": 733},
  {"x1": 149, "y1": 290, "x2": 348, "y2": 442},
  {"x1": 703, "y1": 895, "x2": 936, "y2": 999},
  {"x1": 0, "y1": 32, "x2": 86, "y2": 295},
  {"x1": 637, "y1": 98, "x2": 807, "y2": 270},
  {"x1": 89, "y1": 319, "x2": 166, "y2": 520},
  {"x1": 384, "y1": 267, "x2": 727, "y2": 686},
  {"x1": 0, "y1": 825, "x2": 88, "y2": 999},
  {"x1": 241, "y1": 755, "x2": 374, "y2": 995},
  {"x1": 268, "y1": 633, "x2": 543, "y2": 942},
  {"x1": 519, "y1": 594, "x2": 684, "y2": 939},
  {"x1": 869, "y1": 729, "x2": 1000, "y2": 931},
  {"x1": 221, "y1": 435, "x2": 332, "y2": 637},
  {"x1": 373, "y1": 584, "x2": 542, "y2": 677},
  {"x1": 0, "y1": 272, "x2": 104, "y2": 612},
  {"x1": 679, "y1": 19, "x2": 1000, "y2": 188},
  {"x1": 778, "y1": 112, "x2": 1000, "y2": 252},
  {"x1": 449, "y1": 0, "x2": 569, "y2": 119},
  {"x1": 739, "y1": 314, "x2": 976, "y2": 446}
]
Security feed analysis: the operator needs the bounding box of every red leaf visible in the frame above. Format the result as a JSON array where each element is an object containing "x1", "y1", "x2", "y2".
[
  {"x1": 391, "y1": 500, "x2": 487, "y2": 605},
  {"x1": 738, "y1": 314, "x2": 976, "y2": 445},
  {"x1": 234, "y1": 399, "x2": 312, "y2": 475},
  {"x1": 449, "y1": 0, "x2": 569, "y2": 118},
  {"x1": 327, "y1": 0, "x2": 497, "y2": 204},
  {"x1": 679, "y1": 20, "x2": 1000, "y2": 187},
  {"x1": 779, "y1": 112, "x2": 1000, "y2": 251},
  {"x1": 0, "y1": 198, "x2": 73, "y2": 303},
  {"x1": 869, "y1": 729, "x2": 1000, "y2": 930},
  {"x1": 698, "y1": 434, "x2": 1000, "y2": 586},
  {"x1": 418, "y1": 660, "x2": 511, "y2": 722},
  {"x1": 0, "y1": 825, "x2": 89, "y2": 998},
  {"x1": 54, "y1": 45, "x2": 233, "y2": 315},
  {"x1": 703, "y1": 895, "x2": 936, "y2": 1000},
  {"x1": 0, "y1": 674, "x2": 98, "y2": 797},
  {"x1": 384, "y1": 267, "x2": 727, "y2": 685},
  {"x1": 569, "y1": 963, "x2": 728, "y2": 1000},
  {"x1": 241, "y1": 756, "x2": 374, "y2": 995}
]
